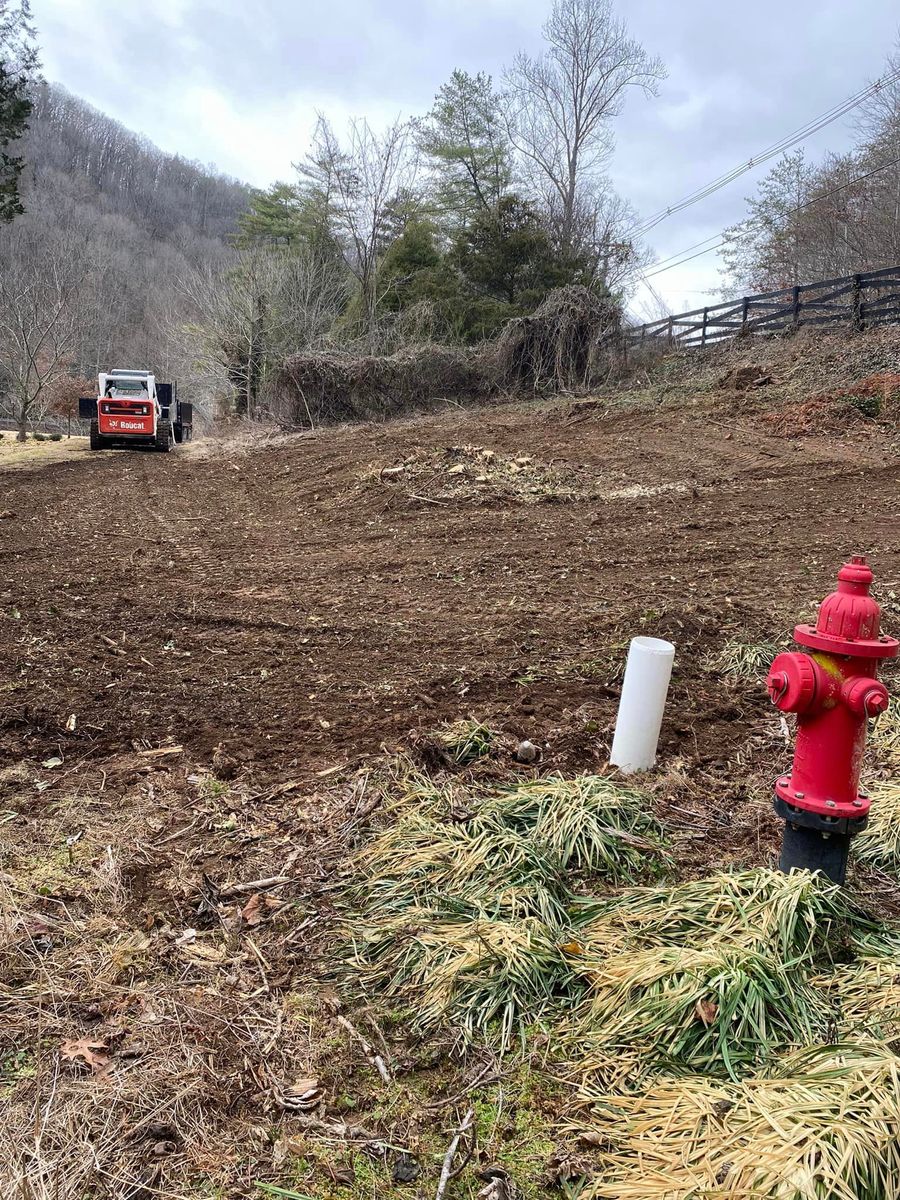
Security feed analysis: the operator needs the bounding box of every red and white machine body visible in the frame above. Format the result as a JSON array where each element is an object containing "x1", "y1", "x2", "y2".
[
  {"x1": 97, "y1": 370, "x2": 158, "y2": 439},
  {"x1": 82, "y1": 369, "x2": 191, "y2": 452}
]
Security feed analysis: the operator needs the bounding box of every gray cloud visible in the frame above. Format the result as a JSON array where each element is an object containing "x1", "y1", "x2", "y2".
[{"x1": 31, "y1": 0, "x2": 900, "y2": 311}]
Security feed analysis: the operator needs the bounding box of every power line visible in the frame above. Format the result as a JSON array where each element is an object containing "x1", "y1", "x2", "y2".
[
  {"x1": 641, "y1": 149, "x2": 900, "y2": 281},
  {"x1": 647, "y1": 232, "x2": 722, "y2": 271},
  {"x1": 626, "y1": 67, "x2": 900, "y2": 240}
]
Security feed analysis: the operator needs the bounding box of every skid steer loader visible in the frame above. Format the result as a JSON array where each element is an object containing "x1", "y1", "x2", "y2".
[{"x1": 79, "y1": 369, "x2": 192, "y2": 452}]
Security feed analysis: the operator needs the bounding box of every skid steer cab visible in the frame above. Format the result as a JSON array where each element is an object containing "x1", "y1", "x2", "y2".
[{"x1": 79, "y1": 369, "x2": 192, "y2": 453}]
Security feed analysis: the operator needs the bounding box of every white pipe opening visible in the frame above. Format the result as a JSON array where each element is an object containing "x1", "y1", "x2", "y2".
[{"x1": 609, "y1": 636, "x2": 675, "y2": 774}]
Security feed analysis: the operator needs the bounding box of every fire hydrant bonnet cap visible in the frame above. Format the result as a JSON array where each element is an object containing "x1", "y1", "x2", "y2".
[{"x1": 795, "y1": 554, "x2": 899, "y2": 659}]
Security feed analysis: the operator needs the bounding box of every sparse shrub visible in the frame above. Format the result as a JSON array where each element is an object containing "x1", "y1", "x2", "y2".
[
  {"x1": 848, "y1": 389, "x2": 882, "y2": 418},
  {"x1": 49, "y1": 432, "x2": 63, "y2": 442},
  {"x1": 33, "y1": 432, "x2": 46, "y2": 442}
]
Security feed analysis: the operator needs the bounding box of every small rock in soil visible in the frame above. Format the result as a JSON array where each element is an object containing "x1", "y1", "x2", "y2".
[
  {"x1": 514, "y1": 740, "x2": 540, "y2": 763},
  {"x1": 392, "y1": 1152, "x2": 420, "y2": 1183}
]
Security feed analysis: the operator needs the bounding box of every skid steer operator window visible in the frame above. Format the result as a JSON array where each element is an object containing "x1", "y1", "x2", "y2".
[{"x1": 107, "y1": 380, "x2": 149, "y2": 398}]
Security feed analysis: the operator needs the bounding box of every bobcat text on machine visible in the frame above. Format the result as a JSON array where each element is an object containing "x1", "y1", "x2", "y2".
[{"x1": 79, "y1": 369, "x2": 192, "y2": 452}]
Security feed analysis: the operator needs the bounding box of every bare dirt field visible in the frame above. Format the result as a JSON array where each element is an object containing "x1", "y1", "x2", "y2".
[{"x1": 2, "y1": 343, "x2": 900, "y2": 1198}]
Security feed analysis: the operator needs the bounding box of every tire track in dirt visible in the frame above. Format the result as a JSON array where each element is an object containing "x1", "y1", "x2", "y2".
[{"x1": 1, "y1": 398, "x2": 897, "y2": 778}]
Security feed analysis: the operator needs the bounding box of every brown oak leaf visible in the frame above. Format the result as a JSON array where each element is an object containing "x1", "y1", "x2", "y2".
[{"x1": 60, "y1": 1038, "x2": 111, "y2": 1076}]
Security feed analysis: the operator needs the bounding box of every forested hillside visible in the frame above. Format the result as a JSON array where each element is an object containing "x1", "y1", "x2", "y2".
[
  {"x1": 2, "y1": 82, "x2": 249, "y2": 384},
  {"x1": 3, "y1": 0, "x2": 900, "y2": 440}
]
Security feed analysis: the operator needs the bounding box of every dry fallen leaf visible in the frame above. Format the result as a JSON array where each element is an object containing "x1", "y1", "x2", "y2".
[
  {"x1": 280, "y1": 1076, "x2": 322, "y2": 1111},
  {"x1": 60, "y1": 1037, "x2": 111, "y2": 1076},
  {"x1": 695, "y1": 999, "x2": 718, "y2": 1026},
  {"x1": 241, "y1": 893, "x2": 263, "y2": 926}
]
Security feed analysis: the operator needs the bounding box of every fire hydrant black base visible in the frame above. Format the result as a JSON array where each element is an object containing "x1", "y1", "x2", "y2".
[
  {"x1": 774, "y1": 797, "x2": 868, "y2": 885},
  {"x1": 778, "y1": 823, "x2": 852, "y2": 885}
]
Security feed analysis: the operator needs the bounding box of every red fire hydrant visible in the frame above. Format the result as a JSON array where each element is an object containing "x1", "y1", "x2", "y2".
[{"x1": 766, "y1": 556, "x2": 897, "y2": 883}]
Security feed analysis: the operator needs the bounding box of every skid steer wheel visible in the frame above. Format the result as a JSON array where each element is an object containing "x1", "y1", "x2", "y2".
[
  {"x1": 89, "y1": 420, "x2": 103, "y2": 450},
  {"x1": 155, "y1": 419, "x2": 173, "y2": 453}
]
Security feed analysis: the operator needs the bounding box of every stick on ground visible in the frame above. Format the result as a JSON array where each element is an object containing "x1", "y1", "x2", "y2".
[{"x1": 435, "y1": 1106, "x2": 475, "y2": 1200}]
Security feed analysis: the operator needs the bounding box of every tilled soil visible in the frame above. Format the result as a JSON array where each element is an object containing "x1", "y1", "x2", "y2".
[
  {"x1": 2, "y1": 397, "x2": 897, "y2": 780},
  {"x1": 1, "y1": 390, "x2": 899, "y2": 1197}
]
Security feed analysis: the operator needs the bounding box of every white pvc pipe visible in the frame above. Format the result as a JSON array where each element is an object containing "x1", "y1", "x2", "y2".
[{"x1": 609, "y1": 636, "x2": 675, "y2": 774}]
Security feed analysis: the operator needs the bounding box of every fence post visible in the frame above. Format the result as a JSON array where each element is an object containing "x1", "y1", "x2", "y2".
[
  {"x1": 667, "y1": 315, "x2": 674, "y2": 346},
  {"x1": 700, "y1": 307, "x2": 709, "y2": 348},
  {"x1": 851, "y1": 273, "x2": 864, "y2": 332},
  {"x1": 740, "y1": 296, "x2": 749, "y2": 336},
  {"x1": 791, "y1": 285, "x2": 801, "y2": 331}
]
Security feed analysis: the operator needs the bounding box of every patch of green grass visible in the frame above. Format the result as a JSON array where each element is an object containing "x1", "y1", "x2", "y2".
[{"x1": 0, "y1": 1049, "x2": 35, "y2": 1096}]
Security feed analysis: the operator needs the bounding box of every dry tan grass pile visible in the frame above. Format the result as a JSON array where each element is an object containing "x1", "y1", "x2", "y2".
[
  {"x1": 576, "y1": 1044, "x2": 900, "y2": 1200},
  {"x1": 855, "y1": 699, "x2": 900, "y2": 872},
  {"x1": 348, "y1": 751, "x2": 665, "y2": 1049},
  {"x1": 561, "y1": 869, "x2": 878, "y2": 1082}
]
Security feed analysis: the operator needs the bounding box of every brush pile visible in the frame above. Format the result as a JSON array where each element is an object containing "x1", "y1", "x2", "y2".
[
  {"x1": 362, "y1": 443, "x2": 592, "y2": 505},
  {"x1": 274, "y1": 286, "x2": 623, "y2": 425},
  {"x1": 274, "y1": 343, "x2": 496, "y2": 425},
  {"x1": 491, "y1": 285, "x2": 623, "y2": 394}
]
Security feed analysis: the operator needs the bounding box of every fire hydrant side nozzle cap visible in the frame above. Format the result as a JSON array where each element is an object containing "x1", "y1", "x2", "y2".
[
  {"x1": 795, "y1": 554, "x2": 899, "y2": 659},
  {"x1": 766, "y1": 652, "x2": 819, "y2": 714}
]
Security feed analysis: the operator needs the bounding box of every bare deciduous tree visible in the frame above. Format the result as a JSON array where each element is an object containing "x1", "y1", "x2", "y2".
[
  {"x1": 0, "y1": 220, "x2": 87, "y2": 439},
  {"x1": 300, "y1": 115, "x2": 415, "y2": 340},
  {"x1": 178, "y1": 246, "x2": 347, "y2": 419},
  {"x1": 46, "y1": 367, "x2": 93, "y2": 436},
  {"x1": 505, "y1": 0, "x2": 664, "y2": 255}
]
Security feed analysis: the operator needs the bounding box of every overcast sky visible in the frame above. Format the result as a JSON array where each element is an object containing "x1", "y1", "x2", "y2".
[{"x1": 33, "y1": 0, "x2": 900, "y2": 317}]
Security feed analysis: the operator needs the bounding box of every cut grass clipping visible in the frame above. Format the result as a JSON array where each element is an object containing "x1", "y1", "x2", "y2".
[
  {"x1": 350, "y1": 770, "x2": 666, "y2": 1048},
  {"x1": 577, "y1": 1043, "x2": 900, "y2": 1200},
  {"x1": 704, "y1": 635, "x2": 785, "y2": 680},
  {"x1": 430, "y1": 717, "x2": 493, "y2": 765},
  {"x1": 813, "y1": 955, "x2": 900, "y2": 1043},
  {"x1": 870, "y1": 695, "x2": 900, "y2": 765},
  {"x1": 854, "y1": 778, "x2": 900, "y2": 872},
  {"x1": 564, "y1": 869, "x2": 893, "y2": 1080}
]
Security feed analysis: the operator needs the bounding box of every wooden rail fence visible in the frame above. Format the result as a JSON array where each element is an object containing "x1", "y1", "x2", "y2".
[{"x1": 628, "y1": 265, "x2": 900, "y2": 349}]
